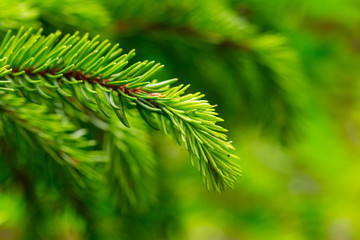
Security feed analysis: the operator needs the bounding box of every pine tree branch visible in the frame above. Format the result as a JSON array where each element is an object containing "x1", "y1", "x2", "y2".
[
  {"x1": 0, "y1": 137, "x2": 104, "y2": 239},
  {"x1": 107, "y1": 0, "x2": 304, "y2": 142},
  {"x1": 0, "y1": 92, "x2": 105, "y2": 184},
  {"x1": 0, "y1": 28, "x2": 241, "y2": 190},
  {"x1": 104, "y1": 116, "x2": 157, "y2": 212},
  {"x1": 61, "y1": 103, "x2": 158, "y2": 210}
]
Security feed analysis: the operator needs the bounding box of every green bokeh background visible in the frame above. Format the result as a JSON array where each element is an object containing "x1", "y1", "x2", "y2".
[{"x1": 1, "y1": 0, "x2": 360, "y2": 239}]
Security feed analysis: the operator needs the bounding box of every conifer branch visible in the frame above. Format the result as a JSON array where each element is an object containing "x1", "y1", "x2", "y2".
[
  {"x1": 0, "y1": 92, "x2": 105, "y2": 184},
  {"x1": 108, "y1": 0, "x2": 304, "y2": 142},
  {"x1": 104, "y1": 117, "x2": 157, "y2": 211},
  {"x1": 0, "y1": 28, "x2": 241, "y2": 190}
]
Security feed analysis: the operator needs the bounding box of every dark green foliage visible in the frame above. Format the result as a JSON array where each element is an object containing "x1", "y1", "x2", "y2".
[
  {"x1": 0, "y1": 27, "x2": 240, "y2": 190},
  {"x1": 3, "y1": 0, "x2": 359, "y2": 239},
  {"x1": 103, "y1": 0, "x2": 304, "y2": 142}
]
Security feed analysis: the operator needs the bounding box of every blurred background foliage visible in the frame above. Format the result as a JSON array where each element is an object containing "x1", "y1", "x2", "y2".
[{"x1": 1, "y1": 0, "x2": 360, "y2": 239}]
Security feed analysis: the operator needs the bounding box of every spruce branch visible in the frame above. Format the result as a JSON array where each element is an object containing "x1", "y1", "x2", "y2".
[
  {"x1": 107, "y1": 0, "x2": 304, "y2": 142},
  {"x1": 0, "y1": 136, "x2": 104, "y2": 238},
  {"x1": 104, "y1": 116, "x2": 157, "y2": 212},
  {"x1": 0, "y1": 28, "x2": 241, "y2": 190},
  {"x1": 0, "y1": 92, "x2": 105, "y2": 185}
]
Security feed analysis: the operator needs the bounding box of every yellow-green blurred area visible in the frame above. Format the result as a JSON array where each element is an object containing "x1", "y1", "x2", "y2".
[{"x1": 1, "y1": 0, "x2": 360, "y2": 239}]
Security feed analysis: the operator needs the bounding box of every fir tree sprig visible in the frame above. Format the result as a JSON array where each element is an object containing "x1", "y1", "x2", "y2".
[
  {"x1": 0, "y1": 27, "x2": 241, "y2": 190},
  {"x1": 107, "y1": 0, "x2": 304, "y2": 142},
  {"x1": 104, "y1": 116, "x2": 157, "y2": 212},
  {"x1": 0, "y1": 92, "x2": 105, "y2": 185}
]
